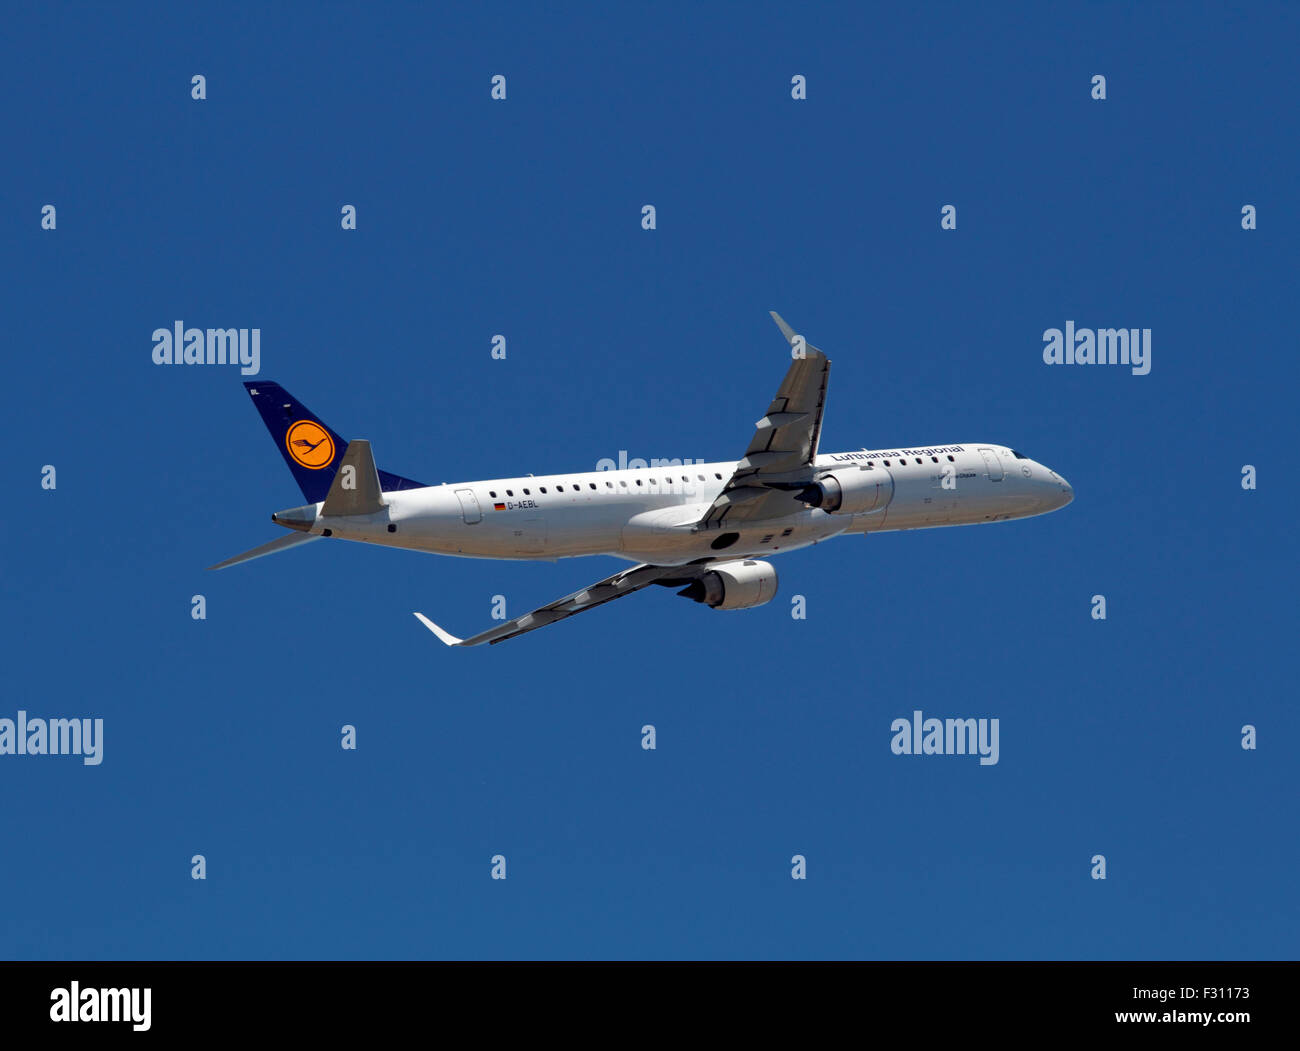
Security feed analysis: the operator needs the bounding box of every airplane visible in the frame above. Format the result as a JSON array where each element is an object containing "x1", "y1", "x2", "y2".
[{"x1": 211, "y1": 312, "x2": 1073, "y2": 646}]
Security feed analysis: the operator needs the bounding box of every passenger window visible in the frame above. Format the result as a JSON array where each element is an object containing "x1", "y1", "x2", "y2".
[
  {"x1": 947, "y1": 455, "x2": 955, "y2": 461},
  {"x1": 557, "y1": 485, "x2": 564, "y2": 492},
  {"x1": 606, "y1": 481, "x2": 613, "y2": 488},
  {"x1": 489, "y1": 491, "x2": 497, "y2": 498},
  {"x1": 523, "y1": 488, "x2": 530, "y2": 495},
  {"x1": 506, "y1": 490, "x2": 514, "y2": 496},
  {"x1": 589, "y1": 483, "x2": 596, "y2": 489},
  {"x1": 636, "y1": 479, "x2": 643, "y2": 486}
]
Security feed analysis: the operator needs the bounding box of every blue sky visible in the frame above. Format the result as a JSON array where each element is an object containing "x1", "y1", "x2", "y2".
[{"x1": 2, "y1": 3, "x2": 1296, "y2": 959}]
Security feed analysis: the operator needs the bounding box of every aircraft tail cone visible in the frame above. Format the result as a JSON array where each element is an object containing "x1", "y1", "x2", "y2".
[{"x1": 272, "y1": 504, "x2": 318, "y2": 533}]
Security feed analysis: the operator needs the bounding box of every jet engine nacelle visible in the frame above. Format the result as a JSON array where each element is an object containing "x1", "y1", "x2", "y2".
[
  {"x1": 678, "y1": 559, "x2": 778, "y2": 610},
  {"x1": 801, "y1": 468, "x2": 891, "y2": 514}
]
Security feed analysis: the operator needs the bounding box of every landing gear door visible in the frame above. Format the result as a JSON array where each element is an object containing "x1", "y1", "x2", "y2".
[
  {"x1": 455, "y1": 488, "x2": 482, "y2": 524},
  {"x1": 978, "y1": 448, "x2": 1003, "y2": 482}
]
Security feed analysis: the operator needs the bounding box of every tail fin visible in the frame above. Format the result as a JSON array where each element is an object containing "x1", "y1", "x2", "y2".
[{"x1": 243, "y1": 381, "x2": 426, "y2": 503}]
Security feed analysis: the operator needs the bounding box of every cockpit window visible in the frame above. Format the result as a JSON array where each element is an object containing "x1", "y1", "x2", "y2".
[{"x1": 1011, "y1": 449, "x2": 1028, "y2": 459}]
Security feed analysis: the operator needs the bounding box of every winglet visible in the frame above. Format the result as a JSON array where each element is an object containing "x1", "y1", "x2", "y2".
[
  {"x1": 413, "y1": 612, "x2": 464, "y2": 647},
  {"x1": 769, "y1": 310, "x2": 797, "y2": 346}
]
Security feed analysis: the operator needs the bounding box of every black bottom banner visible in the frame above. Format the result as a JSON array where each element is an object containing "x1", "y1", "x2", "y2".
[{"x1": 0, "y1": 961, "x2": 1289, "y2": 1038}]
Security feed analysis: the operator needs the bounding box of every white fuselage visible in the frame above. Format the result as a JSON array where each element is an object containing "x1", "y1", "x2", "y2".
[{"x1": 291, "y1": 443, "x2": 1073, "y2": 565}]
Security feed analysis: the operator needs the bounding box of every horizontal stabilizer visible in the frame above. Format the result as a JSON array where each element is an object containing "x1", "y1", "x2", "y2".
[
  {"x1": 320, "y1": 439, "x2": 385, "y2": 517},
  {"x1": 207, "y1": 531, "x2": 321, "y2": 570}
]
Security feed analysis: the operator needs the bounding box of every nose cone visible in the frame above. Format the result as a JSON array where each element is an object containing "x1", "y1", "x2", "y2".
[{"x1": 1041, "y1": 468, "x2": 1073, "y2": 512}]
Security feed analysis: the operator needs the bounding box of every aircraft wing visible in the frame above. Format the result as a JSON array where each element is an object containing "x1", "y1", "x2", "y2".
[
  {"x1": 697, "y1": 312, "x2": 831, "y2": 528},
  {"x1": 414, "y1": 562, "x2": 704, "y2": 647}
]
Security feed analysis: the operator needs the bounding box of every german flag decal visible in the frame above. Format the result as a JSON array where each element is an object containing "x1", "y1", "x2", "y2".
[{"x1": 493, "y1": 502, "x2": 506, "y2": 511}]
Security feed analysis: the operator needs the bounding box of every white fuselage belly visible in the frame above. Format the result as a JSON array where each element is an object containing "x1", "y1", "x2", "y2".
[{"x1": 306, "y1": 444, "x2": 1071, "y2": 566}]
